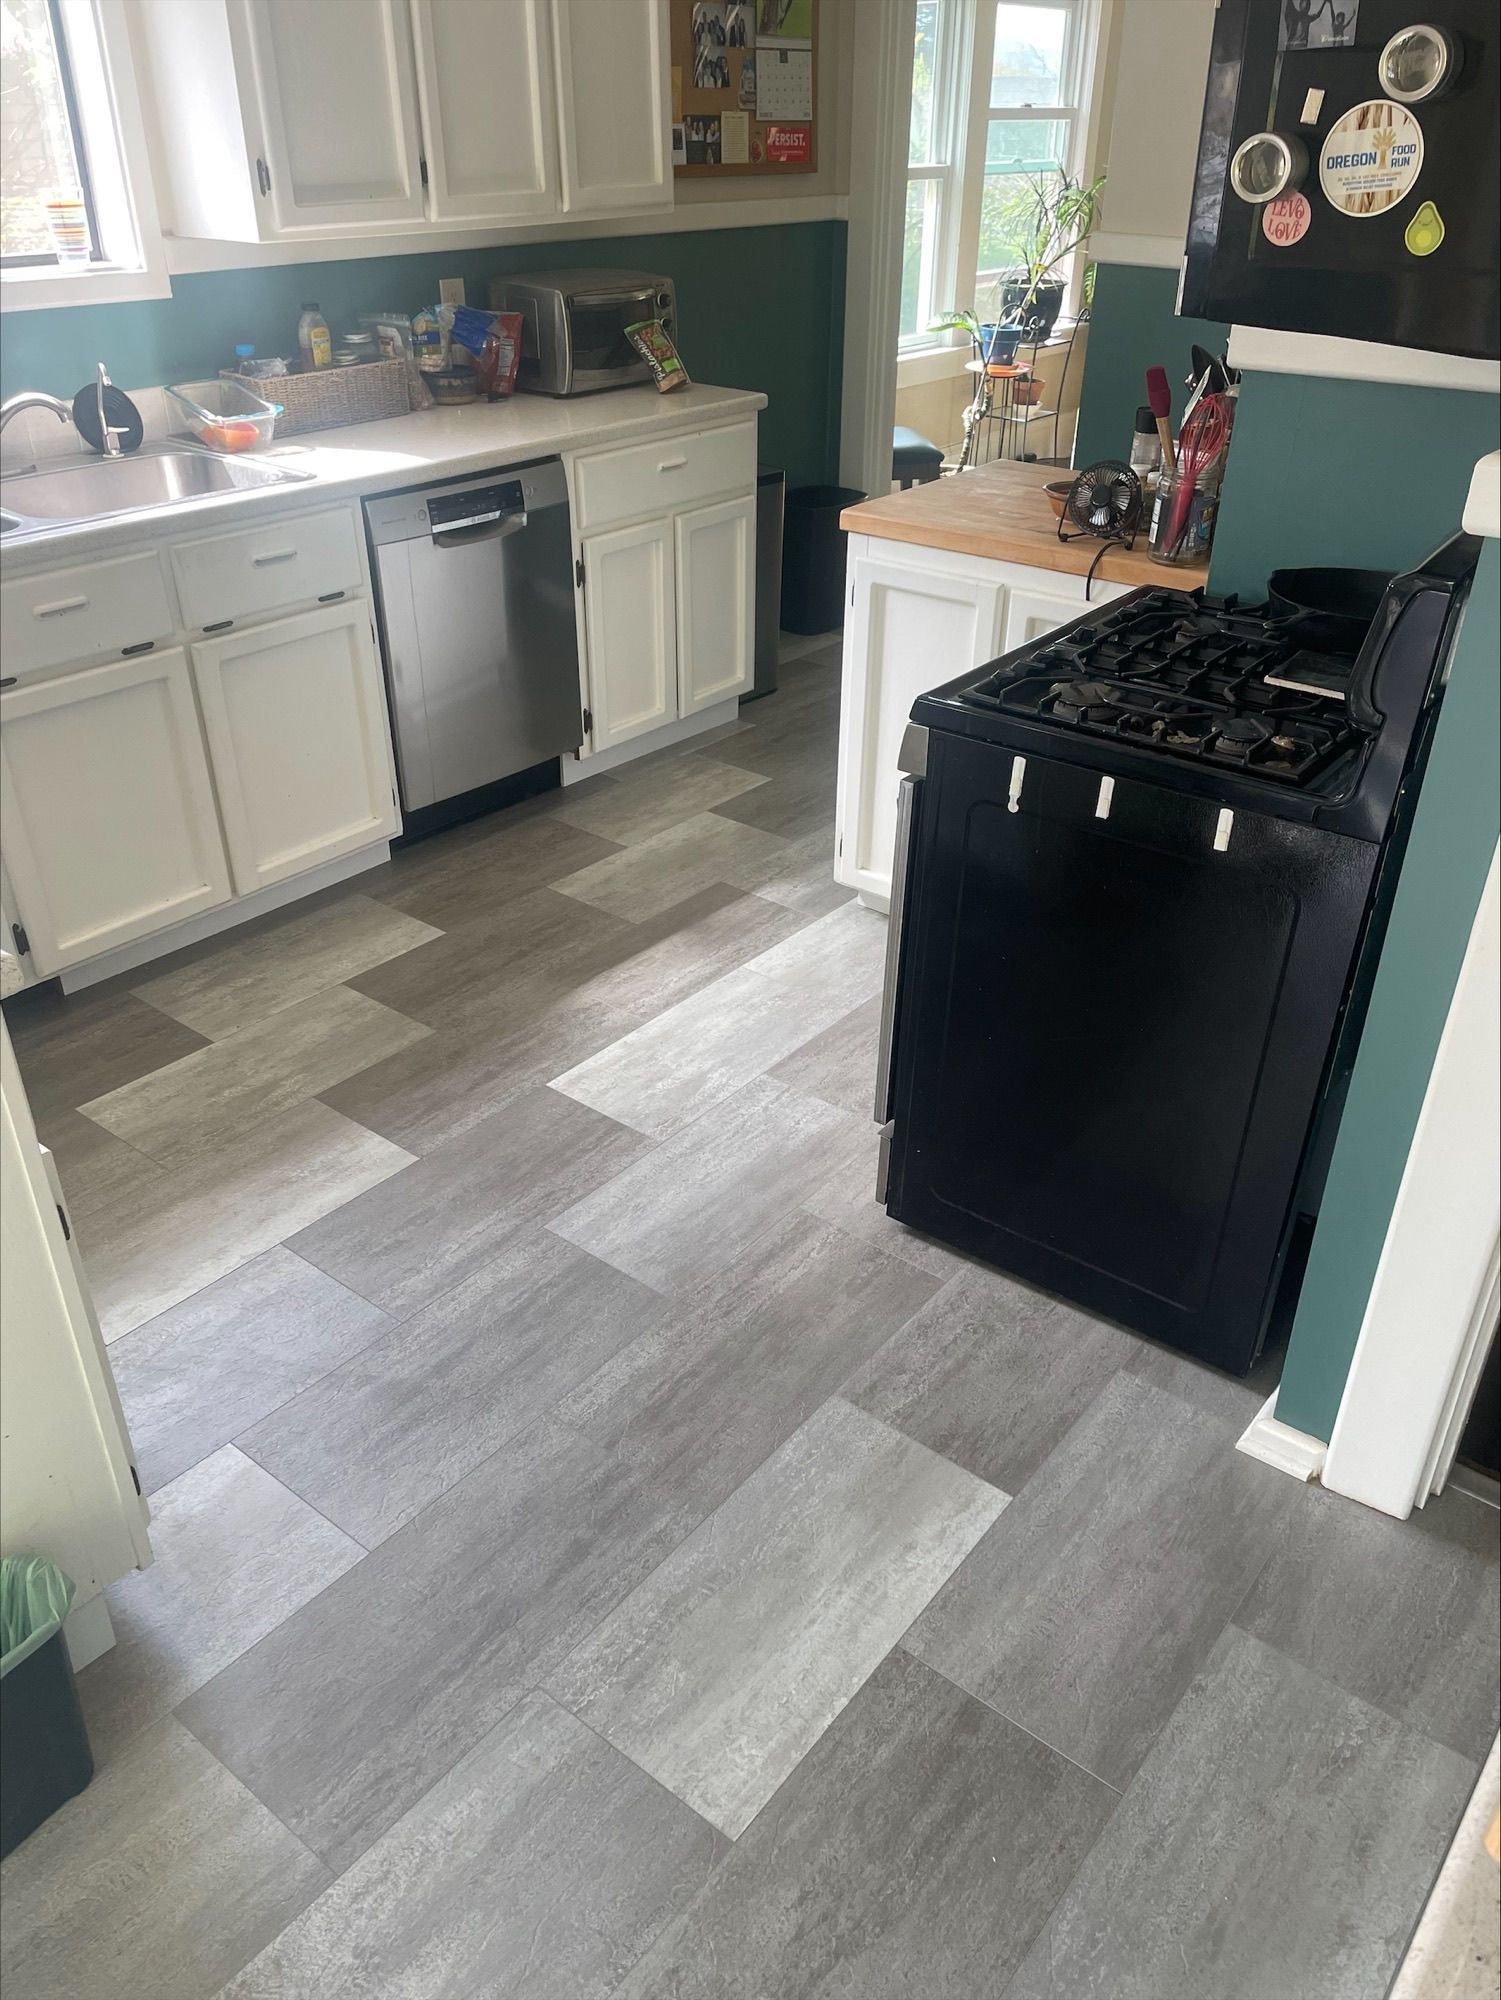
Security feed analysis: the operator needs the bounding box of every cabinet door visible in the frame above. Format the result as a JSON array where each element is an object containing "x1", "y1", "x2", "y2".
[
  {"x1": 191, "y1": 602, "x2": 400, "y2": 895},
  {"x1": 552, "y1": 0, "x2": 671, "y2": 213},
  {"x1": 0, "y1": 651, "x2": 231, "y2": 975},
  {"x1": 675, "y1": 494, "x2": 754, "y2": 717},
  {"x1": 1000, "y1": 577, "x2": 1130, "y2": 654},
  {"x1": 245, "y1": 0, "x2": 426, "y2": 232},
  {"x1": 581, "y1": 518, "x2": 677, "y2": 751},
  {"x1": 836, "y1": 551, "x2": 1004, "y2": 906},
  {"x1": 413, "y1": 0, "x2": 559, "y2": 222}
]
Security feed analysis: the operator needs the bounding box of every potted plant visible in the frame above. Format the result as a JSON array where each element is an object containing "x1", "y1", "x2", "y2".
[
  {"x1": 928, "y1": 306, "x2": 1023, "y2": 370},
  {"x1": 989, "y1": 170, "x2": 1106, "y2": 340}
]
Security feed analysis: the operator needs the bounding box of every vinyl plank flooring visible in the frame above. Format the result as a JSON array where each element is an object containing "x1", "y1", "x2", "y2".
[
  {"x1": 1001, "y1": 1626, "x2": 1477, "y2": 2000},
  {"x1": 1236, "y1": 1483, "x2": 1501, "y2": 1762},
  {"x1": 32, "y1": 1105, "x2": 163, "y2": 1238},
  {"x1": 287, "y1": 1085, "x2": 650, "y2": 1317},
  {"x1": 801, "y1": 1120, "x2": 973, "y2": 1279},
  {"x1": 364, "y1": 809, "x2": 623, "y2": 930},
  {"x1": 78, "y1": 1446, "x2": 364, "y2": 1758},
  {"x1": 554, "y1": 813, "x2": 800, "y2": 925},
  {"x1": 769, "y1": 993, "x2": 883, "y2": 1117},
  {"x1": 843, "y1": 1264, "x2": 1140, "y2": 1492},
  {"x1": 132, "y1": 892, "x2": 442, "y2": 1039},
  {"x1": 714, "y1": 822, "x2": 851, "y2": 916},
  {"x1": 1123, "y1": 1337, "x2": 1282, "y2": 1433},
  {"x1": 0, "y1": 1717, "x2": 329, "y2": 2000},
  {"x1": 347, "y1": 884, "x2": 631, "y2": 1033},
  {"x1": 82, "y1": 1101, "x2": 416, "y2": 1341},
  {"x1": 5, "y1": 984, "x2": 209, "y2": 1117},
  {"x1": 177, "y1": 1413, "x2": 735, "y2": 1871},
  {"x1": 241, "y1": 1230, "x2": 666, "y2": 1545},
  {"x1": 108, "y1": 1247, "x2": 391, "y2": 1495},
  {"x1": 221, "y1": 1690, "x2": 726, "y2": 2000},
  {"x1": 548, "y1": 1075, "x2": 869, "y2": 1295},
  {"x1": 79, "y1": 984, "x2": 431, "y2": 1167},
  {"x1": 709, "y1": 745, "x2": 839, "y2": 841},
  {"x1": 903, "y1": 1373, "x2": 1294, "y2": 1790},
  {"x1": 552, "y1": 752, "x2": 770, "y2": 846},
  {"x1": 619, "y1": 1650, "x2": 1115, "y2": 2000},
  {"x1": 557, "y1": 1212, "x2": 940, "y2": 1480},
  {"x1": 546, "y1": 1397, "x2": 1008, "y2": 1838}
]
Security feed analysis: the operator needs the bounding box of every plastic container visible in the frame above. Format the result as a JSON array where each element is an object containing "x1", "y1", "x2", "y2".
[
  {"x1": 426, "y1": 366, "x2": 478, "y2": 405},
  {"x1": 166, "y1": 378, "x2": 281, "y2": 452},
  {"x1": 780, "y1": 484, "x2": 866, "y2": 635},
  {"x1": 1, "y1": 1556, "x2": 91, "y2": 1858}
]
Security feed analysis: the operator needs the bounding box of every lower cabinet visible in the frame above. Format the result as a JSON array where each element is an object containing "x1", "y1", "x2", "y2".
[
  {"x1": 676, "y1": 493, "x2": 754, "y2": 717},
  {"x1": 581, "y1": 516, "x2": 677, "y2": 751},
  {"x1": 190, "y1": 601, "x2": 400, "y2": 893},
  {"x1": 0, "y1": 649, "x2": 231, "y2": 974}
]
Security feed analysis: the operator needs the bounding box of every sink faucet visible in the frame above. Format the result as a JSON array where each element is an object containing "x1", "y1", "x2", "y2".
[
  {"x1": 0, "y1": 390, "x2": 72, "y2": 449},
  {"x1": 95, "y1": 361, "x2": 129, "y2": 457}
]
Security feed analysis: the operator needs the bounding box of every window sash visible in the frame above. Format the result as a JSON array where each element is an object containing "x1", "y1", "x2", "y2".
[{"x1": 0, "y1": 0, "x2": 103, "y2": 269}]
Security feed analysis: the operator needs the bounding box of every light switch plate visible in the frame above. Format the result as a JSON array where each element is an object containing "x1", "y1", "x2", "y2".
[{"x1": 438, "y1": 277, "x2": 465, "y2": 307}]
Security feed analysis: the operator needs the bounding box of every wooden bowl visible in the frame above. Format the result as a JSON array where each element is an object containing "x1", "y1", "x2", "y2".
[{"x1": 1044, "y1": 478, "x2": 1074, "y2": 520}]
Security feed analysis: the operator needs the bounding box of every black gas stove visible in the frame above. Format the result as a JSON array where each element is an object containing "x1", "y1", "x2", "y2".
[
  {"x1": 877, "y1": 537, "x2": 1481, "y2": 1376},
  {"x1": 962, "y1": 591, "x2": 1360, "y2": 789}
]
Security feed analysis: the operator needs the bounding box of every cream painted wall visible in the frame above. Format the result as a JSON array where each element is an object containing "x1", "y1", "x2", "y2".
[
  {"x1": 894, "y1": 326, "x2": 1090, "y2": 470},
  {"x1": 1090, "y1": 0, "x2": 1215, "y2": 258}
]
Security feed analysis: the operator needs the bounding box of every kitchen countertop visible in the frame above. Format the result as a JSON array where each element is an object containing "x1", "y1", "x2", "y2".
[
  {"x1": 0, "y1": 382, "x2": 766, "y2": 573},
  {"x1": 840, "y1": 461, "x2": 1206, "y2": 589}
]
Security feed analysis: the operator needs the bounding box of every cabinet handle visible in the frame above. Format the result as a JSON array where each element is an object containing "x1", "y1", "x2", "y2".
[
  {"x1": 34, "y1": 595, "x2": 88, "y2": 618},
  {"x1": 0, "y1": 676, "x2": 17, "y2": 689},
  {"x1": 251, "y1": 549, "x2": 297, "y2": 567},
  {"x1": 656, "y1": 456, "x2": 688, "y2": 472}
]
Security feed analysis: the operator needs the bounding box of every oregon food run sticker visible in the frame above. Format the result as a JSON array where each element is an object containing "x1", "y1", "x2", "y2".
[
  {"x1": 1319, "y1": 100, "x2": 1423, "y2": 216},
  {"x1": 1262, "y1": 192, "x2": 1313, "y2": 246}
]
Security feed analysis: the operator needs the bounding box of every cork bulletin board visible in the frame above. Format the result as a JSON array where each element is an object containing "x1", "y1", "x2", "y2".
[{"x1": 670, "y1": 0, "x2": 819, "y2": 178}]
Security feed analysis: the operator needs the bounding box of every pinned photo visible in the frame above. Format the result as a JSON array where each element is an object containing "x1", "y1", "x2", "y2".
[
  {"x1": 1279, "y1": 0, "x2": 1360, "y2": 49},
  {"x1": 671, "y1": 121, "x2": 688, "y2": 166},
  {"x1": 692, "y1": 0, "x2": 727, "y2": 50},
  {"x1": 694, "y1": 48, "x2": 730, "y2": 89},
  {"x1": 727, "y1": 1, "x2": 755, "y2": 46},
  {"x1": 683, "y1": 114, "x2": 723, "y2": 166},
  {"x1": 756, "y1": 0, "x2": 813, "y2": 44}
]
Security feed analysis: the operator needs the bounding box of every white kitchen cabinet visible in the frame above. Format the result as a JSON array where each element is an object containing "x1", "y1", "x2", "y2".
[
  {"x1": 0, "y1": 650, "x2": 232, "y2": 975},
  {"x1": 581, "y1": 517, "x2": 677, "y2": 751},
  {"x1": 191, "y1": 602, "x2": 400, "y2": 895},
  {"x1": 138, "y1": 0, "x2": 668, "y2": 241},
  {"x1": 836, "y1": 546, "x2": 1006, "y2": 909},
  {"x1": 553, "y1": 0, "x2": 672, "y2": 213},
  {"x1": 412, "y1": 0, "x2": 560, "y2": 223},
  {"x1": 1001, "y1": 581, "x2": 1102, "y2": 653},
  {"x1": 676, "y1": 494, "x2": 755, "y2": 716}
]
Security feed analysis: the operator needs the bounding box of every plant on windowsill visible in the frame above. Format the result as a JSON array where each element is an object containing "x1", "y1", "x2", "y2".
[{"x1": 987, "y1": 169, "x2": 1107, "y2": 341}]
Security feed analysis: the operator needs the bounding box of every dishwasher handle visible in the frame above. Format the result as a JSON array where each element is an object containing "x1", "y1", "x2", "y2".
[{"x1": 429, "y1": 511, "x2": 529, "y2": 550}]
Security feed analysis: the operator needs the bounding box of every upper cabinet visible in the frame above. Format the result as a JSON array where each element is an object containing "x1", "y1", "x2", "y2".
[{"x1": 136, "y1": 0, "x2": 669, "y2": 243}]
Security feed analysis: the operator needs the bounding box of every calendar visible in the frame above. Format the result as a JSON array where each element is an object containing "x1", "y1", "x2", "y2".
[{"x1": 755, "y1": 47, "x2": 813, "y2": 122}]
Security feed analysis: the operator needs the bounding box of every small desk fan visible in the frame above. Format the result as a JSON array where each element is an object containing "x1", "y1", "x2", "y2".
[{"x1": 1057, "y1": 460, "x2": 1144, "y2": 595}]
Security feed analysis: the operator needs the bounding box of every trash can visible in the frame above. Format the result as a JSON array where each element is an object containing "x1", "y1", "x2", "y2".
[
  {"x1": 750, "y1": 466, "x2": 784, "y2": 701},
  {"x1": 1, "y1": 1556, "x2": 91, "y2": 1857},
  {"x1": 780, "y1": 483, "x2": 865, "y2": 636}
]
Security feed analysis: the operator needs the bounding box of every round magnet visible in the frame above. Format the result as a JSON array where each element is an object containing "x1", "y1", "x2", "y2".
[
  {"x1": 1319, "y1": 101, "x2": 1424, "y2": 217},
  {"x1": 1404, "y1": 198, "x2": 1445, "y2": 255},
  {"x1": 1379, "y1": 24, "x2": 1461, "y2": 103},
  {"x1": 1229, "y1": 131, "x2": 1309, "y2": 205},
  {"x1": 1262, "y1": 192, "x2": 1313, "y2": 246}
]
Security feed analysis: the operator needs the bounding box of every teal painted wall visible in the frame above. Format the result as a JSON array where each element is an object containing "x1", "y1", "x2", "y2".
[
  {"x1": 0, "y1": 221, "x2": 848, "y2": 488},
  {"x1": 1071, "y1": 261, "x2": 1229, "y2": 470},
  {"x1": 1276, "y1": 541, "x2": 1501, "y2": 1440},
  {"x1": 1209, "y1": 371, "x2": 1501, "y2": 598}
]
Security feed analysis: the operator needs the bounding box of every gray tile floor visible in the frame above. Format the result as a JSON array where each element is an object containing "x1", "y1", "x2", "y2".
[{"x1": 2, "y1": 637, "x2": 1497, "y2": 2000}]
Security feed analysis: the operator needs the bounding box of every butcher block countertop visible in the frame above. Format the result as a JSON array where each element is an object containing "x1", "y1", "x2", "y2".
[{"x1": 840, "y1": 461, "x2": 1205, "y2": 589}]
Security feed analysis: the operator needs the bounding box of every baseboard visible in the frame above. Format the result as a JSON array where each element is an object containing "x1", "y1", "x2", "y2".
[
  {"x1": 562, "y1": 699, "x2": 740, "y2": 784},
  {"x1": 64, "y1": 1596, "x2": 115, "y2": 1672},
  {"x1": 58, "y1": 843, "x2": 392, "y2": 992},
  {"x1": 1236, "y1": 1391, "x2": 1328, "y2": 1483}
]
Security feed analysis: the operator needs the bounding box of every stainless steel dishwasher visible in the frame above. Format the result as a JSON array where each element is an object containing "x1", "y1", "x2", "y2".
[{"x1": 365, "y1": 457, "x2": 582, "y2": 831}]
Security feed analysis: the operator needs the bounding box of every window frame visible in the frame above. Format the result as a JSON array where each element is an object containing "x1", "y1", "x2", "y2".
[
  {"x1": 898, "y1": 0, "x2": 977, "y2": 354},
  {"x1": 0, "y1": 0, "x2": 169, "y2": 313},
  {"x1": 1, "y1": 0, "x2": 104, "y2": 270},
  {"x1": 974, "y1": 0, "x2": 1089, "y2": 311}
]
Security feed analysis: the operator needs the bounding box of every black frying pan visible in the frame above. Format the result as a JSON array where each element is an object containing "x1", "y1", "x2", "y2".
[{"x1": 1266, "y1": 567, "x2": 1393, "y2": 653}]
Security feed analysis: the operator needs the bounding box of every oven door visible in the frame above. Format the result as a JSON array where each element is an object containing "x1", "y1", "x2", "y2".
[
  {"x1": 884, "y1": 732, "x2": 1378, "y2": 1373},
  {"x1": 564, "y1": 287, "x2": 659, "y2": 392}
]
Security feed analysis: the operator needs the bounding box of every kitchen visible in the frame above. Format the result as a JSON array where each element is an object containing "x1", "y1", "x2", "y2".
[{"x1": 0, "y1": 2, "x2": 1497, "y2": 1997}]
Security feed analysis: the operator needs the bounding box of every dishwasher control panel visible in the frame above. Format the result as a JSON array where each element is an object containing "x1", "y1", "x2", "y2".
[{"x1": 427, "y1": 479, "x2": 525, "y2": 535}]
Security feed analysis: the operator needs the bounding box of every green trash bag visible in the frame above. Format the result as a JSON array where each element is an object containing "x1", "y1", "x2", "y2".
[{"x1": 0, "y1": 1556, "x2": 76, "y2": 1679}]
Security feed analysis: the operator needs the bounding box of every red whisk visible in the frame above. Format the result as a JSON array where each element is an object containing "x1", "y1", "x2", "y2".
[{"x1": 1163, "y1": 392, "x2": 1231, "y2": 556}]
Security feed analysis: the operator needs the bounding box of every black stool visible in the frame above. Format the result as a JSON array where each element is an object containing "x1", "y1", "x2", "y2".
[{"x1": 892, "y1": 426, "x2": 944, "y2": 489}]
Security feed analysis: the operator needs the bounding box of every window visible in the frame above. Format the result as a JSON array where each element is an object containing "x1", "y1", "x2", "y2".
[
  {"x1": 977, "y1": 0, "x2": 1085, "y2": 304},
  {"x1": 0, "y1": 0, "x2": 167, "y2": 309},
  {"x1": 898, "y1": 0, "x2": 1097, "y2": 353}
]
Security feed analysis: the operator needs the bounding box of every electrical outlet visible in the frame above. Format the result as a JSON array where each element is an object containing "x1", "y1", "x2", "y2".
[{"x1": 438, "y1": 277, "x2": 466, "y2": 307}]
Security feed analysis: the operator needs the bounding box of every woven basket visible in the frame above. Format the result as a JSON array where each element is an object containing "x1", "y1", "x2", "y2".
[{"x1": 220, "y1": 359, "x2": 426, "y2": 437}]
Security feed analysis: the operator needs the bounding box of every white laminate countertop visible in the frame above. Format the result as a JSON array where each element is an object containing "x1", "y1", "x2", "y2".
[{"x1": 0, "y1": 382, "x2": 767, "y2": 574}]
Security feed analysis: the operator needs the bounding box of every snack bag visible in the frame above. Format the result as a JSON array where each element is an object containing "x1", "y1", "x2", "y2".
[{"x1": 626, "y1": 319, "x2": 690, "y2": 392}]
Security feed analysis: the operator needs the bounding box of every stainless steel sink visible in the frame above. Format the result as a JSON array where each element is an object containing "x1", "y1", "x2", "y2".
[{"x1": 0, "y1": 447, "x2": 314, "y2": 535}]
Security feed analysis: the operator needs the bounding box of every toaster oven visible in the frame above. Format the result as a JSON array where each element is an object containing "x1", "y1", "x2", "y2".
[{"x1": 490, "y1": 270, "x2": 678, "y2": 396}]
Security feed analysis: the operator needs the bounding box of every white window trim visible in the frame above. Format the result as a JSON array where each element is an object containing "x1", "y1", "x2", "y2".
[
  {"x1": 898, "y1": 0, "x2": 978, "y2": 355},
  {"x1": 1, "y1": 0, "x2": 170, "y2": 314}
]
